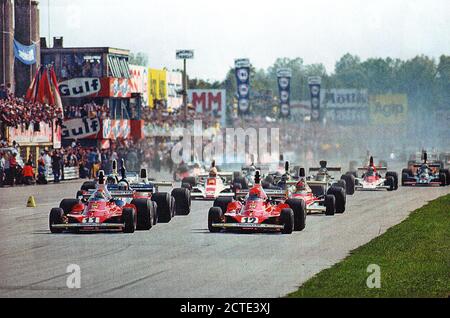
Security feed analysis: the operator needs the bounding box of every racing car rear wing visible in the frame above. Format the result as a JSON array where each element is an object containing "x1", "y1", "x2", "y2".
[
  {"x1": 235, "y1": 189, "x2": 286, "y2": 199},
  {"x1": 309, "y1": 167, "x2": 341, "y2": 172},
  {"x1": 357, "y1": 167, "x2": 387, "y2": 171}
]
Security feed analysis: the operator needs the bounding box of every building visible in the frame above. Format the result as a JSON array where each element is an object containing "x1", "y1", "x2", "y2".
[{"x1": 41, "y1": 40, "x2": 144, "y2": 148}]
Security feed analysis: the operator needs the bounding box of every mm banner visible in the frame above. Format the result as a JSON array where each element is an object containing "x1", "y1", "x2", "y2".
[
  {"x1": 369, "y1": 94, "x2": 408, "y2": 125},
  {"x1": 188, "y1": 89, "x2": 227, "y2": 125},
  {"x1": 277, "y1": 68, "x2": 292, "y2": 117},
  {"x1": 13, "y1": 39, "x2": 37, "y2": 65},
  {"x1": 166, "y1": 71, "x2": 183, "y2": 110},
  {"x1": 235, "y1": 59, "x2": 250, "y2": 115},
  {"x1": 308, "y1": 76, "x2": 321, "y2": 121},
  {"x1": 61, "y1": 118, "x2": 101, "y2": 140},
  {"x1": 322, "y1": 89, "x2": 369, "y2": 125}
]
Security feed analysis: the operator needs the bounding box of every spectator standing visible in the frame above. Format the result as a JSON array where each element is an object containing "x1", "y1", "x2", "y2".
[
  {"x1": 51, "y1": 151, "x2": 62, "y2": 183},
  {"x1": 0, "y1": 152, "x2": 5, "y2": 187},
  {"x1": 37, "y1": 158, "x2": 48, "y2": 184},
  {"x1": 8, "y1": 153, "x2": 17, "y2": 186}
]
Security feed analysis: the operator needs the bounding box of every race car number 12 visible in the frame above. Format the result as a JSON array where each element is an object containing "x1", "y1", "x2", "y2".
[{"x1": 241, "y1": 217, "x2": 258, "y2": 223}]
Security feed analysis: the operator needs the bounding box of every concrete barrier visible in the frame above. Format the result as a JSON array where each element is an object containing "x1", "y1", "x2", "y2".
[{"x1": 46, "y1": 166, "x2": 79, "y2": 182}]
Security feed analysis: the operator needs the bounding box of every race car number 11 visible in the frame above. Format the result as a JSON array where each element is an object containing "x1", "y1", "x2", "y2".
[
  {"x1": 82, "y1": 217, "x2": 99, "y2": 223},
  {"x1": 241, "y1": 217, "x2": 258, "y2": 223}
]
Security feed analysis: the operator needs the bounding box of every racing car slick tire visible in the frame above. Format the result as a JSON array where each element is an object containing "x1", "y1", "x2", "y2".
[
  {"x1": 340, "y1": 174, "x2": 355, "y2": 195},
  {"x1": 181, "y1": 177, "x2": 196, "y2": 188},
  {"x1": 327, "y1": 186, "x2": 346, "y2": 213},
  {"x1": 131, "y1": 198, "x2": 153, "y2": 231},
  {"x1": 152, "y1": 192, "x2": 172, "y2": 223},
  {"x1": 232, "y1": 176, "x2": 248, "y2": 190},
  {"x1": 151, "y1": 201, "x2": 158, "y2": 225},
  {"x1": 81, "y1": 181, "x2": 96, "y2": 191},
  {"x1": 280, "y1": 208, "x2": 294, "y2": 234},
  {"x1": 76, "y1": 190, "x2": 83, "y2": 199},
  {"x1": 324, "y1": 195, "x2": 335, "y2": 216},
  {"x1": 286, "y1": 199, "x2": 306, "y2": 231},
  {"x1": 441, "y1": 169, "x2": 450, "y2": 186},
  {"x1": 402, "y1": 169, "x2": 412, "y2": 176},
  {"x1": 346, "y1": 171, "x2": 357, "y2": 178},
  {"x1": 336, "y1": 180, "x2": 347, "y2": 194},
  {"x1": 59, "y1": 199, "x2": 81, "y2": 214},
  {"x1": 49, "y1": 208, "x2": 65, "y2": 233},
  {"x1": 122, "y1": 208, "x2": 136, "y2": 233},
  {"x1": 181, "y1": 182, "x2": 192, "y2": 190},
  {"x1": 172, "y1": 187, "x2": 191, "y2": 215},
  {"x1": 439, "y1": 173, "x2": 447, "y2": 187},
  {"x1": 386, "y1": 171, "x2": 399, "y2": 190},
  {"x1": 385, "y1": 176, "x2": 395, "y2": 191},
  {"x1": 208, "y1": 207, "x2": 223, "y2": 233},
  {"x1": 213, "y1": 197, "x2": 234, "y2": 215},
  {"x1": 264, "y1": 175, "x2": 274, "y2": 184}
]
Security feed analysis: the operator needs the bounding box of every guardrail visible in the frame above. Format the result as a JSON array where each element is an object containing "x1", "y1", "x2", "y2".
[{"x1": 46, "y1": 166, "x2": 79, "y2": 182}]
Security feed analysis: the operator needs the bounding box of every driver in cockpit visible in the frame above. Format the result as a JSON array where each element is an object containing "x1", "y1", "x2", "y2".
[{"x1": 209, "y1": 167, "x2": 218, "y2": 178}]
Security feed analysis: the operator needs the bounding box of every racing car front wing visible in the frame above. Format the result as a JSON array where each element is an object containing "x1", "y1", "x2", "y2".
[
  {"x1": 211, "y1": 223, "x2": 284, "y2": 230},
  {"x1": 51, "y1": 223, "x2": 125, "y2": 229}
]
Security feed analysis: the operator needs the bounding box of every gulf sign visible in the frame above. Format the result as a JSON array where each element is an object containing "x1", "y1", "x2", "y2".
[{"x1": 59, "y1": 77, "x2": 131, "y2": 98}]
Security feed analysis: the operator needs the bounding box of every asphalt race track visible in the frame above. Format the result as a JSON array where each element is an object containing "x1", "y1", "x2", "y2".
[{"x1": 0, "y1": 179, "x2": 448, "y2": 298}]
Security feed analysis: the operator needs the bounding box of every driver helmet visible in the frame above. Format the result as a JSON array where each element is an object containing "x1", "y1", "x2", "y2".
[
  {"x1": 93, "y1": 190, "x2": 106, "y2": 201},
  {"x1": 248, "y1": 186, "x2": 266, "y2": 200},
  {"x1": 368, "y1": 167, "x2": 375, "y2": 175},
  {"x1": 209, "y1": 167, "x2": 218, "y2": 177},
  {"x1": 296, "y1": 180, "x2": 306, "y2": 191},
  {"x1": 118, "y1": 181, "x2": 128, "y2": 191},
  {"x1": 106, "y1": 176, "x2": 116, "y2": 185}
]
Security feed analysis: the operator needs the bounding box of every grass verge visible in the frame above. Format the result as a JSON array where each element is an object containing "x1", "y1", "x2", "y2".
[{"x1": 288, "y1": 194, "x2": 450, "y2": 298}]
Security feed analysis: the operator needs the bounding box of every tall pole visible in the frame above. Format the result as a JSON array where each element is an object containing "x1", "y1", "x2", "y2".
[
  {"x1": 48, "y1": 0, "x2": 50, "y2": 44},
  {"x1": 183, "y1": 58, "x2": 188, "y2": 128}
]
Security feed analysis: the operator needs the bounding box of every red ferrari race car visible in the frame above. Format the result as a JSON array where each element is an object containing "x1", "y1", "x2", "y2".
[
  {"x1": 49, "y1": 171, "x2": 156, "y2": 233},
  {"x1": 208, "y1": 171, "x2": 306, "y2": 234}
]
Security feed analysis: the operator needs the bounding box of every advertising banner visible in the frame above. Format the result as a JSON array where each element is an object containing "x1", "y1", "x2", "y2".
[
  {"x1": 277, "y1": 68, "x2": 292, "y2": 117},
  {"x1": 59, "y1": 77, "x2": 131, "y2": 98},
  {"x1": 235, "y1": 59, "x2": 251, "y2": 115},
  {"x1": 166, "y1": 71, "x2": 183, "y2": 110},
  {"x1": 188, "y1": 89, "x2": 227, "y2": 125},
  {"x1": 148, "y1": 69, "x2": 167, "y2": 108},
  {"x1": 61, "y1": 118, "x2": 101, "y2": 140},
  {"x1": 308, "y1": 76, "x2": 321, "y2": 121},
  {"x1": 102, "y1": 119, "x2": 131, "y2": 139},
  {"x1": 129, "y1": 65, "x2": 149, "y2": 105},
  {"x1": 369, "y1": 94, "x2": 408, "y2": 125},
  {"x1": 13, "y1": 39, "x2": 37, "y2": 65},
  {"x1": 322, "y1": 89, "x2": 369, "y2": 124}
]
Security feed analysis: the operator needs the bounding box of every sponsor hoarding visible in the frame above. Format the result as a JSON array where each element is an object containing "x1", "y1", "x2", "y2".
[
  {"x1": 8, "y1": 122, "x2": 57, "y2": 145},
  {"x1": 188, "y1": 89, "x2": 227, "y2": 125},
  {"x1": 166, "y1": 71, "x2": 183, "y2": 110},
  {"x1": 277, "y1": 68, "x2": 292, "y2": 117},
  {"x1": 235, "y1": 59, "x2": 251, "y2": 115},
  {"x1": 322, "y1": 89, "x2": 369, "y2": 124},
  {"x1": 148, "y1": 69, "x2": 167, "y2": 108},
  {"x1": 61, "y1": 118, "x2": 101, "y2": 140},
  {"x1": 102, "y1": 119, "x2": 131, "y2": 139},
  {"x1": 129, "y1": 65, "x2": 149, "y2": 105},
  {"x1": 308, "y1": 76, "x2": 321, "y2": 121},
  {"x1": 59, "y1": 77, "x2": 131, "y2": 98},
  {"x1": 176, "y1": 50, "x2": 194, "y2": 59},
  {"x1": 369, "y1": 94, "x2": 408, "y2": 125}
]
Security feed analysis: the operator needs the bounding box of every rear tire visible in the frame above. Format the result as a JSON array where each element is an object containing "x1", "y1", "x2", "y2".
[
  {"x1": 131, "y1": 198, "x2": 153, "y2": 230},
  {"x1": 232, "y1": 176, "x2": 248, "y2": 190},
  {"x1": 340, "y1": 174, "x2": 355, "y2": 195},
  {"x1": 122, "y1": 208, "x2": 136, "y2": 233},
  {"x1": 441, "y1": 169, "x2": 450, "y2": 186},
  {"x1": 181, "y1": 177, "x2": 196, "y2": 188},
  {"x1": 401, "y1": 173, "x2": 409, "y2": 186},
  {"x1": 336, "y1": 180, "x2": 347, "y2": 194},
  {"x1": 385, "y1": 176, "x2": 395, "y2": 191},
  {"x1": 327, "y1": 186, "x2": 346, "y2": 213},
  {"x1": 49, "y1": 208, "x2": 64, "y2": 233},
  {"x1": 324, "y1": 195, "x2": 335, "y2": 216},
  {"x1": 59, "y1": 199, "x2": 81, "y2": 214},
  {"x1": 386, "y1": 171, "x2": 399, "y2": 190},
  {"x1": 152, "y1": 192, "x2": 172, "y2": 223},
  {"x1": 213, "y1": 197, "x2": 233, "y2": 215},
  {"x1": 439, "y1": 173, "x2": 447, "y2": 187},
  {"x1": 208, "y1": 207, "x2": 223, "y2": 233},
  {"x1": 172, "y1": 188, "x2": 191, "y2": 215},
  {"x1": 280, "y1": 208, "x2": 294, "y2": 234},
  {"x1": 286, "y1": 199, "x2": 306, "y2": 231},
  {"x1": 81, "y1": 181, "x2": 96, "y2": 191}
]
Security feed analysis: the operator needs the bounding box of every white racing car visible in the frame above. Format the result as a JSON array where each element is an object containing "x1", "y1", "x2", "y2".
[{"x1": 353, "y1": 157, "x2": 398, "y2": 191}]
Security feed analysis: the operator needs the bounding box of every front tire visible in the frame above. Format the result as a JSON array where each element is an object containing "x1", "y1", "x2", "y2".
[
  {"x1": 324, "y1": 194, "x2": 335, "y2": 216},
  {"x1": 213, "y1": 197, "x2": 233, "y2": 215},
  {"x1": 386, "y1": 171, "x2": 399, "y2": 190},
  {"x1": 385, "y1": 176, "x2": 395, "y2": 191},
  {"x1": 286, "y1": 199, "x2": 306, "y2": 231},
  {"x1": 122, "y1": 208, "x2": 136, "y2": 233},
  {"x1": 340, "y1": 174, "x2": 355, "y2": 195},
  {"x1": 49, "y1": 208, "x2": 64, "y2": 233},
  {"x1": 208, "y1": 207, "x2": 223, "y2": 233},
  {"x1": 327, "y1": 186, "x2": 346, "y2": 213},
  {"x1": 152, "y1": 192, "x2": 172, "y2": 223},
  {"x1": 172, "y1": 188, "x2": 191, "y2": 215},
  {"x1": 280, "y1": 208, "x2": 294, "y2": 234},
  {"x1": 131, "y1": 198, "x2": 153, "y2": 231}
]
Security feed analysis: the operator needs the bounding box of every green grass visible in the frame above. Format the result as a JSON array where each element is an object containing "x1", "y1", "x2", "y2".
[{"x1": 288, "y1": 194, "x2": 450, "y2": 298}]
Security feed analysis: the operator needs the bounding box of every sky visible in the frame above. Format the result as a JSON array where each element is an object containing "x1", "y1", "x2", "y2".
[{"x1": 39, "y1": 0, "x2": 450, "y2": 81}]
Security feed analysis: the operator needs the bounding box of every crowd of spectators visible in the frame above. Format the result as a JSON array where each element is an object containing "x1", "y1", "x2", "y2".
[
  {"x1": 0, "y1": 95, "x2": 63, "y2": 129},
  {"x1": 64, "y1": 103, "x2": 109, "y2": 120}
]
